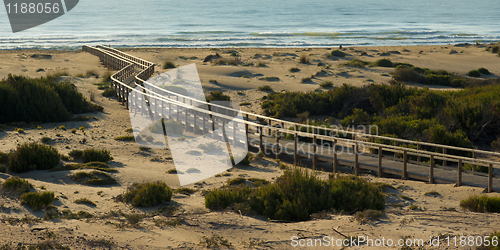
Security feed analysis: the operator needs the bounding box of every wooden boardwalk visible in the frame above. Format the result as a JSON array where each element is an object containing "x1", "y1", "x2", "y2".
[{"x1": 82, "y1": 45, "x2": 500, "y2": 193}]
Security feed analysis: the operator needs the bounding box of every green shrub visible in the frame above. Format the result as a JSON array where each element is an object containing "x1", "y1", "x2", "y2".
[
  {"x1": 477, "y1": 67, "x2": 491, "y2": 75},
  {"x1": 299, "y1": 55, "x2": 309, "y2": 64},
  {"x1": 2, "y1": 177, "x2": 31, "y2": 194},
  {"x1": 71, "y1": 171, "x2": 117, "y2": 185},
  {"x1": 20, "y1": 191, "x2": 55, "y2": 211},
  {"x1": 0, "y1": 152, "x2": 9, "y2": 163},
  {"x1": 467, "y1": 70, "x2": 481, "y2": 77},
  {"x1": 256, "y1": 61, "x2": 266, "y2": 67},
  {"x1": 115, "y1": 135, "x2": 135, "y2": 141},
  {"x1": 81, "y1": 149, "x2": 112, "y2": 163},
  {"x1": 15, "y1": 128, "x2": 24, "y2": 133},
  {"x1": 239, "y1": 102, "x2": 251, "y2": 106},
  {"x1": 206, "y1": 91, "x2": 231, "y2": 102},
  {"x1": 341, "y1": 108, "x2": 371, "y2": 126},
  {"x1": 257, "y1": 85, "x2": 273, "y2": 92},
  {"x1": 371, "y1": 59, "x2": 393, "y2": 67},
  {"x1": 330, "y1": 50, "x2": 345, "y2": 57},
  {"x1": 59, "y1": 125, "x2": 66, "y2": 130},
  {"x1": 163, "y1": 61, "x2": 176, "y2": 69},
  {"x1": 392, "y1": 67, "x2": 424, "y2": 83},
  {"x1": 174, "y1": 187, "x2": 197, "y2": 196},
  {"x1": 50, "y1": 161, "x2": 117, "y2": 173},
  {"x1": 102, "y1": 88, "x2": 115, "y2": 97},
  {"x1": 279, "y1": 163, "x2": 287, "y2": 169},
  {"x1": 355, "y1": 209, "x2": 382, "y2": 224},
  {"x1": 492, "y1": 138, "x2": 500, "y2": 151},
  {"x1": 122, "y1": 182, "x2": 173, "y2": 207},
  {"x1": 424, "y1": 74, "x2": 451, "y2": 85},
  {"x1": 319, "y1": 81, "x2": 333, "y2": 88},
  {"x1": 41, "y1": 136, "x2": 51, "y2": 144},
  {"x1": 198, "y1": 142, "x2": 223, "y2": 153},
  {"x1": 249, "y1": 169, "x2": 385, "y2": 221},
  {"x1": 0, "y1": 75, "x2": 101, "y2": 124},
  {"x1": 289, "y1": 67, "x2": 300, "y2": 73},
  {"x1": 68, "y1": 149, "x2": 83, "y2": 159},
  {"x1": 205, "y1": 185, "x2": 252, "y2": 210},
  {"x1": 237, "y1": 152, "x2": 253, "y2": 165},
  {"x1": 460, "y1": 195, "x2": 500, "y2": 213},
  {"x1": 8, "y1": 142, "x2": 60, "y2": 173},
  {"x1": 227, "y1": 177, "x2": 246, "y2": 186},
  {"x1": 71, "y1": 128, "x2": 77, "y2": 133},
  {"x1": 74, "y1": 198, "x2": 96, "y2": 206},
  {"x1": 492, "y1": 46, "x2": 499, "y2": 53},
  {"x1": 345, "y1": 59, "x2": 370, "y2": 68},
  {"x1": 0, "y1": 164, "x2": 6, "y2": 173}
]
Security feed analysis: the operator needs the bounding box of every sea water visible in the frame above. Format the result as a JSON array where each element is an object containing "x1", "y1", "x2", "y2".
[{"x1": 0, "y1": 0, "x2": 499, "y2": 50}]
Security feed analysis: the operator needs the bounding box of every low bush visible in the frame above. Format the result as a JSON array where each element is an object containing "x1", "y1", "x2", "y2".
[
  {"x1": 299, "y1": 55, "x2": 309, "y2": 64},
  {"x1": 197, "y1": 142, "x2": 223, "y2": 153},
  {"x1": 50, "y1": 162, "x2": 117, "y2": 173},
  {"x1": 68, "y1": 149, "x2": 83, "y2": 158},
  {"x1": 249, "y1": 169, "x2": 385, "y2": 221},
  {"x1": 371, "y1": 59, "x2": 393, "y2": 67},
  {"x1": 424, "y1": 74, "x2": 451, "y2": 85},
  {"x1": 204, "y1": 168, "x2": 385, "y2": 221},
  {"x1": 41, "y1": 136, "x2": 51, "y2": 144},
  {"x1": 237, "y1": 152, "x2": 253, "y2": 165},
  {"x1": 59, "y1": 125, "x2": 66, "y2": 131},
  {"x1": 0, "y1": 152, "x2": 9, "y2": 163},
  {"x1": 205, "y1": 185, "x2": 252, "y2": 210},
  {"x1": 115, "y1": 135, "x2": 135, "y2": 141},
  {"x1": 122, "y1": 182, "x2": 173, "y2": 207},
  {"x1": 81, "y1": 149, "x2": 113, "y2": 163},
  {"x1": 345, "y1": 59, "x2": 370, "y2": 68},
  {"x1": 330, "y1": 50, "x2": 345, "y2": 57},
  {"x1": 163, "y1": 61, "x2": 176, "y2": 69},
  {"x1": 8, "y1": 142, "x2": 60, "y2": 173},
  {"x1": 256, "y1": 61, "x2": 266, "y2": 67},
  {"x1": 2, "y1": 177, "x2": 32, "y2": 194},
  {"x1": 257, "y1": 85, "x2": 273, "y2": 92},
  {"x1": 289, "y1": 67, "x2": 300, "y2": 73},
  {"x1": 0, "y1": 165, "x2": 6, "y2": 173},
  {"x1": 74, "y1": 198, "x2": 96, "y2": 206},
  {"x1": 467, "y1": 70, "x2": 481, "y2": 77},
  {"x1": 174, "y1": 187, "x2": 197, "y2": 196},
  {"x1": 492, "y1": 46, "x2": 499, "y2": 54},
  {"x1": 206, "y1": 91, "x2": 231, "y2": 102},
  {"x1": 15, "y1": 128, "x2": 24, "y2": 133},
  {"x1": 460, "y1": 195, "x2": 500, "y2": 213},
  {"x1": 71, "y1": 171, "x2": 117, "y2": 185},
  {"x1": 319, "y1": 81, "x2": 333, "y2": 88},
  {"x1": 20, "y1": 191, "x2": 55, "y2": 211},
  {"x1": 102, "y1": 88, "x2": 115, "y2": 97},
  {"x1": 477, "y1": 67, "x2": 491, "y2": 75},
  {"x1": 227, "y1": 177, "x2": 246, "y2": 186},
  {"x1": 355, "y1": 209, "x2": 382, "y2": 224}
]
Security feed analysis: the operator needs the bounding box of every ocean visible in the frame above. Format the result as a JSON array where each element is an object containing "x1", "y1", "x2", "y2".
[{"x1": 1, "y1": 0, "x2": 499, "y2": 50}]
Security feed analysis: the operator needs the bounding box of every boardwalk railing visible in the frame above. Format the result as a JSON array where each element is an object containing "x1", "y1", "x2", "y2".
[{"x1": 82, "y1": 45, "x2": 500, "y2": 192}]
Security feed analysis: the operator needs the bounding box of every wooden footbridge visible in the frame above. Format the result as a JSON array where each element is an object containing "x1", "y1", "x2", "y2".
[{"x1": 82, "y1": 45, "x2": 500, "y2": 193}]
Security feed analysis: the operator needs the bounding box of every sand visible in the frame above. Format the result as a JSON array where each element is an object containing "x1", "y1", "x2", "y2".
[{"x1": 0, "y1": 43, "x2": 500, "y2": 249}]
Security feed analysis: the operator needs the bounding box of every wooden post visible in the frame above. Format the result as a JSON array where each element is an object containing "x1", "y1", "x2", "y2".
[
  {"x1": 193, "y1": 112, "x2": 197, "y2": 134},
  {"x1": 245, "y1": 114, "x2": 249, "y2": 143},
  {"x1": 333, "y1": 139, "x2": 338, "y2": 173},
  {"x1": 202, "y1": 113, "x2": 206, "y2": 135},
  {"x1": 281, "y1": 122, "x2": 284, "y2": 138},
  {"x1": 268, "y1": 119, "x2": 272, "y2": 136},
  {"x1": 394, "y1": 141, "x2": 398, "y2": 158},
  {"x1": 429, "y1": 155, "x2": 435, "y2": 184},
  {"x1": 312, "y1": 135, "x2": 317, "y2": 170},
  {"x1": 125, "y1": 90, "x2": 129, "y2": 109},
  {"x1": 417, "y1": 143, "x2": 421, "y2": 163},
  {"x1": 378, "y1": 146, "x2": 383, "y2": 177},
  {"x1": 354, "y1": 143, "x2": 359, "y2": 176},
  {"x1": 403, "y1": 150, "x2": 408, "y2": 180},
  {"x1": 294, "y1": 133, "x2": 298, "y2": 166},
  {"x1": 176, "y1": 105, "x2": 179, "y2": 122},
  {"x1": 184, "y1": 107, "x2": 188, "y2": 130},
  {"x1": 169, "y1": 102, "x2": 172, "y2": 120},
  {"x1": 233, "y1": 120, "x2": 237, "y2": 146},
  {"x1": 472, "y1": 151, "x2": 477, "y2": 172},
  {"x1": 488, "y1": 164, "x2": 493, "y2": 193},
  {"x1": 457, "y1": 159, "x2": 462, "y2": 187},
  {"x1": 275, "y1": 130, "x2": 280, "y2": 160},
  {"x1": 443, "y1": 148, "x2": 447, "y2": 166},
  {"x1": 259, "y1": 126, "x2": 263, "y2": 153}
]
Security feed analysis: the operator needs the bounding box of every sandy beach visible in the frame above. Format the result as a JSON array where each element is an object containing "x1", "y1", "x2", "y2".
[{"x1": 1, "y1": 43, "x2": 500, "y2": 249}]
